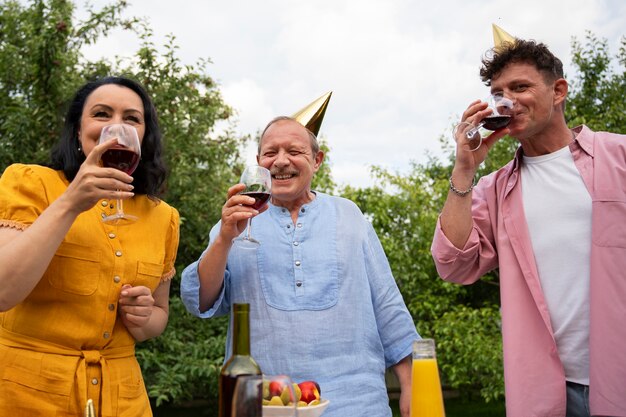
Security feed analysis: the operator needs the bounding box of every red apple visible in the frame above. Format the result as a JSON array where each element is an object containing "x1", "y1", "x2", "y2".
[
  {"x1": 269, "y1": 380, "x2": 286, "y2": 398},
  {"x1": 297, "y1": 380, "x2": 320, "y2": 404}
]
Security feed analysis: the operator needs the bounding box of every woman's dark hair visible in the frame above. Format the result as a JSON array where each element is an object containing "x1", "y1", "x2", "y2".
[
  {"x1": 480, "y1": 39, "x2": 564, "y2": 86},
  {"x1": 50, "y1": 76, "x2": 167, "y2": 198}
]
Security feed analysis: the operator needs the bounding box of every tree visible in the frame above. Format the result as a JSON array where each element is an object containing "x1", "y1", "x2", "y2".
[
  {"x1": 1, "y1": 0, "x2": 242, "y2": 407},
  {"x1": 566, "y1": 32, "x2": 626, "y2": 133},
  {"x1": 0, "y1": 0, "x2": 142, "y2": 168}
]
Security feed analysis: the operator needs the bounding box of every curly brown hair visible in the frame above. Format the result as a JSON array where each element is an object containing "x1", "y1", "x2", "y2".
[{"x1": 479, "y1": 39, "x2": 564, "y2": 86}]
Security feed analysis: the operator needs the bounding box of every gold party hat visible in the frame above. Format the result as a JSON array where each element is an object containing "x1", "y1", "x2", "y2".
[
  {"x1": 492, "y1": 23, "x2": 515, "y2": 50},
  {"x1": 291, "y1": 91, "x2": 332, "y2": 136}
]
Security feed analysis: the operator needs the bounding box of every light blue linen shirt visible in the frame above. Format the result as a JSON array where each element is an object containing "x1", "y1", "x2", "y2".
[{"x1": 181, "y1": 192, "x2": 418, "y2": 417}]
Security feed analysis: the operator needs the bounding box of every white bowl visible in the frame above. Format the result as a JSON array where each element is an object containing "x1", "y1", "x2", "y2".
[{"x1": 263, "y1": 399, "x2": 330, "y2": 417}]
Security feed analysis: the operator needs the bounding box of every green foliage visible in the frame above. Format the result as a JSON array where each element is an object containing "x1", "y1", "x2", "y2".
[
  {"x1": 433, "y1": 306, "x2": 504, "y2": 402},
  {"x1": 137, "y1": 298, "x2": 227, "y2": 407},
  {"x1": 311, "y1": 139, "x2": 336, "y2": 193},
  {"x1": 130, "y1": 30, "x2": 245, "y2": 273},
  {"x1": 566, "y1": 32, "x2": 626, "y2": 133},
  {"x1": 0, "y1": 0, "x2": 141, "y2": 169},
  {"x1": 340, "y1": 160, "x2": 503, "y2": 400},
  {"x1": 1, "y1": 0, "x2": 78, "y2": 167}
]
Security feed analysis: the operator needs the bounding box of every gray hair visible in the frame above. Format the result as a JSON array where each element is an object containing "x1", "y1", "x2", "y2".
[{"x1": 258, "y1": 116, "x2": 320, "y2": 155}]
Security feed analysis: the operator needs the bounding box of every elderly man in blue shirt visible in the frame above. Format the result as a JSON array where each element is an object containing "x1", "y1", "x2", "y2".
[{"x1": 181, "y1": 93, "x2": 418, "y2": 417}]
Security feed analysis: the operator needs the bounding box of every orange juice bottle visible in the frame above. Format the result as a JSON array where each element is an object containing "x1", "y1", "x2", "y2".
[{"x1": 410, "y1": 339, "x2": 445, "y2": 417}]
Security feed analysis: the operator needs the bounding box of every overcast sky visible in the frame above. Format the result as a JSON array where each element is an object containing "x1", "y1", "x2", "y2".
[{"x1": 77, "y1": 0, "x2": 625, "y2": 187}]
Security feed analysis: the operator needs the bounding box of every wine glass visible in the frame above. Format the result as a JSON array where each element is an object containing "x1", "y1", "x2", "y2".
[
  {"x1": 98, "y1": 124, "x2": 141, "y2": 224},
  {"x1": 231, "y1": 375, "x2": 263, "y2": 417},
  {"x1": 453, "y1": 94, "x2": 514, "y2": 151},
  {"x1": 262, "y1": 374, "x2": 298, "y2": 417},
  {"x1": 233, "y1": 165, "x2": 272, "y2": 247}
]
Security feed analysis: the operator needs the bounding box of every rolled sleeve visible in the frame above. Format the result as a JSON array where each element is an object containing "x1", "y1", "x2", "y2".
[{"x1": 180, "y1": 253, "x2": 228, "y2": 318}]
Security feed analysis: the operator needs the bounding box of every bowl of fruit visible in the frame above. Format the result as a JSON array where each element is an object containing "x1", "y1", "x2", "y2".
[{"x1": 262, "y1": 378, "x2": 329, "y2": 417}]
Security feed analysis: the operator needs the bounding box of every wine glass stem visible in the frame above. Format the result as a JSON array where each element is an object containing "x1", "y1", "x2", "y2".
[
  {"x1": 467, "y1": 121, "x2": 485, "y2": 140},
  {"x1": 116, "y1": 195, "x2": 125, "y2": 216},
  {"x1": 245, "y1": 218, "x2": 253, "y2": 240}
]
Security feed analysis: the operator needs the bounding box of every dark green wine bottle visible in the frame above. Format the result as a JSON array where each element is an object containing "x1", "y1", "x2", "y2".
[{"x1": 218, "y1": 303, "x2": 262, "y2": 417}]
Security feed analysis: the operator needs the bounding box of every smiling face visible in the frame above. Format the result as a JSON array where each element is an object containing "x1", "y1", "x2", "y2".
[
  {"x1": 490, "y1": 62, "x2": 567, "y2": 142},
  {"x1": 78, "y1": 84, "x2": 146, "y2": 157},
  {"x1": 257, "y1": 119, "x2": 324, "y2": 209}
]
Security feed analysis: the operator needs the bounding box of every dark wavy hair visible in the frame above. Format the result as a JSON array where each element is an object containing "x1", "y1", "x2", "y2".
[
  {"x1": 480, "y1": 39, "x2": 564, "y2": 86},
  {"x1": 50, "y1": 76, "x2": 167, "y2": 198}
]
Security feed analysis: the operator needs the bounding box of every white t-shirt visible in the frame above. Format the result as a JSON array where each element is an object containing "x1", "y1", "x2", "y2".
[{"x1": 521, "y1": 145, "x2": 591, "y2": 385}]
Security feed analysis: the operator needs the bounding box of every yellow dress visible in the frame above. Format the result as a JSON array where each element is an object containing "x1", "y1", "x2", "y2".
[{"x1": 0, "y1": 164, "x2": 180, "y2": 417}]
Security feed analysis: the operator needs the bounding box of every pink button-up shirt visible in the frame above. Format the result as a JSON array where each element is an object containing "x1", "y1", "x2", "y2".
[{"x1": 432, "y1": 125, "x2": 626, "y2": 417}]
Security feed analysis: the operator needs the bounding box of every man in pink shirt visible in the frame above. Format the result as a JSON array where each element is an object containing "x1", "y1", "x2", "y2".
[{"x1": 431, "y1": 38, "x2": 626, "y2": 416}]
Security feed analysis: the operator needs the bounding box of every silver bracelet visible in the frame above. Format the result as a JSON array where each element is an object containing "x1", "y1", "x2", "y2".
[{"x1": 449, "y1": 177, "x2": 475, "y2": 197}]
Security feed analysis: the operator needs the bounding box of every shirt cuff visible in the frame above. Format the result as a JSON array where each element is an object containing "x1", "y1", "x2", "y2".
[{"x1": 180, "y1": 259, "x2": 226, "y2": 319}]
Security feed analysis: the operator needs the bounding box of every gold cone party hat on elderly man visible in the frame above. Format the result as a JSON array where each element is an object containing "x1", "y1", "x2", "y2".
[
  {"x1": 492, "y1": 23, "x2": 516, "y2": 51},
  {"x1": 291, "y1": 91, "x2": 332, "y2": 137}
]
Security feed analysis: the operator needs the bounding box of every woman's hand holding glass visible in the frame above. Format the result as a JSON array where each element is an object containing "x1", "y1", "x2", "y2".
[{"x1": 62, "y1": 134, "x2": 135, "y2": 216}]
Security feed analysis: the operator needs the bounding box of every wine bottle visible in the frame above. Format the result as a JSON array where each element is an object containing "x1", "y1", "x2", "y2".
[{"x1": 218, "y1": 303, "x2": 262, "y2": 417}]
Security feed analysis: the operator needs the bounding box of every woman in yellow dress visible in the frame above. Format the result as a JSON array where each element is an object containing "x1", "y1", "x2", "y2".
[{"x1": 0, "y1": 76, "x2": 180, "y2": 416}]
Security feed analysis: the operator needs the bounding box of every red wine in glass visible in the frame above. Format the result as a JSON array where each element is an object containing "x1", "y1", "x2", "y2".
[
  {"x1": 98, "y1": 124, "x2": 142, "y2": 224},
  {"x1": 453, "y1": 95, "x2": 514, "y2": 151},
  {"x1": 241, "y1": 191, "x2": 270, "y2": 210},
  {"x1": 233, "y1": 166, "x2": 272, "y2": 247},
  {"x1": 101, "y1": 147, "x2": 140, "y2": 175},
  {"x1": 481, "y1": 115, "x2": 512, "y2": 131}
]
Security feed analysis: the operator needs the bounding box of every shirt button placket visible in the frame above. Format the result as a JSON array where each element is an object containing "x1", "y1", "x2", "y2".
[
  {"x1": 109, "y1": 242, "x2": 123, "y2": 341},
  {"x1": 293, "y1": 221, "x2": 304, "y2": 296}
]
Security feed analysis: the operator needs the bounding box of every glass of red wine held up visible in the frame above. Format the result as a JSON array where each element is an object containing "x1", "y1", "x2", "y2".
[
  {"x1": 98, "y1": 123, "x2": 141, "y2": 224},
  {"x1": 233, "y1": 165, "x2": 272, "y2": 248},
  {"x1": 453, "y1": 94, "x2": 514, "y2": 151}
]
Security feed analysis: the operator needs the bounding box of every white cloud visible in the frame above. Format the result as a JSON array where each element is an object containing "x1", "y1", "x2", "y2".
[{"x1": 76, "y1": 0, "x2": 625, "y2": 187}]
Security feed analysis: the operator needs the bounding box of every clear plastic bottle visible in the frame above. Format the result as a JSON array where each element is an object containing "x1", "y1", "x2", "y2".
[{"x1": 410, "y1": 338, "x2": 446, "y2": 417}]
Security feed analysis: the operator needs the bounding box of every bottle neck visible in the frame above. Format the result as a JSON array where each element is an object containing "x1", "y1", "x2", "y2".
[
  {"x1": 232, "y1": 304, "x2": 251, "y2": 356},
  {"x1": 413, "y1": 338, "x2": 437, "y2": 360}
]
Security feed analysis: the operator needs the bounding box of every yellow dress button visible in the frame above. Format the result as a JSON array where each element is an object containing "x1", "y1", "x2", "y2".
[
  {"x1": 113, "y1": 276, "x2": 121, "y2": 283},
  {"x1": 115, "y1": 251, "x2": 122, "y2": 257},
  {"x1": 101, "y1": 201, "x2": 108, "y2": 207},
  {"x1": 103, "y1": 332, "x2": 110, "y2": 339},
  {"x1": 91, "y1": 378, "x2": 99, "y2": 385},
  {"x1": 108, "y1": 304, "x2": 115, "y2": 311},
  {"x1": 108, "y1": 233, "x2": 116, "y2": 239}
]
